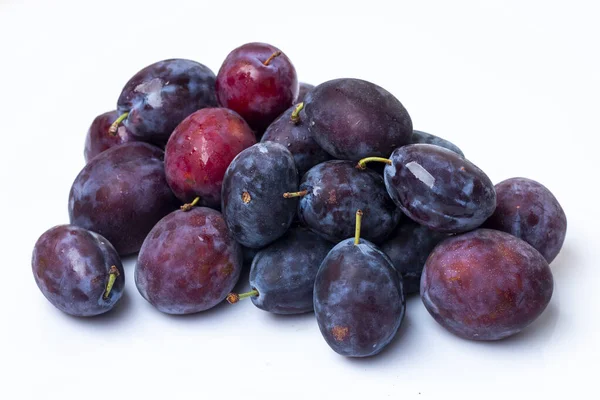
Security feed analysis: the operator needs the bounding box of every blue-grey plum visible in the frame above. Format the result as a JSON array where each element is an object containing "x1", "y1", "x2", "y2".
[
  {"x1": 297, "y1": 160, "x2": 401, "y2": 244},
  {"x1": 314, "y1": 235, "x2": 405, "y2": 357},
  {"x1": 116, "y1": 59, "x2": 218, "y2": 145},
  {"x1": 229, "y1": 227, "x2": 333, "y2": 314},
  {"x1": 484, "y1": 177, "x2": 567, "y2": 263},
  {"x1": 412, "y1": 130, "x2": 464, "y2": 157},
  {"x1": 304, "y1": 78, "x2": 412, "y2": 161},
  {"x1": 69, "y1": 142, "x2": 179, "y2": 255},
  {"x1": 297, "y1": 82, "x2": 314, "y2": 103},
  {"x1": 32, "y1": 225, "x2": 124, "y2": 317},
  {"x1": 221, "y1": 142, "x2": 298, "y2": 248},
  {"x1": 381, "y1": 144, "x2": 496, "y2": 233},
  {"x1": 135, "y1": 207, "x2": 242, "y2": 315},
  {"x1": 261, "y1": 103, "x2": 331, "y2": 176},
  {"x1": 381, "y1": 220, "x2": 449, "y2": 294},
  {"x1": 421, "y1": 229, "x2": 553, "y2": 340}
]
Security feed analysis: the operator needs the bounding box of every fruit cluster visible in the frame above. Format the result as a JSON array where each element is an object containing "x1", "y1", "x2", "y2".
[{"x1": 32, "y1": 42, "x2": 567, "y2": 357}]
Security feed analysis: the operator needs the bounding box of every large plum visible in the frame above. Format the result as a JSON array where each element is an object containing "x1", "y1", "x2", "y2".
[
  {"x1": 421, "y1": 229, "x2": 554, "y2": 340},
  {"x1": 297, "y1": 160, "x2": 401, "y2": 244},
  {"x1": 135, "y1": 207, "x2": 242, "y2": 314},
  {"x1": 484, "y1": 177, "x2": 567, "y2": 263},
  {"x1": 221, "y1": 142, "x2": 298, "y2": 248},
  {"x1": 304, "y1": 78, "x2": 412, "y2": 161},
  {"x1": 115, "y1": 59, "x2": 218, "y2": 145},
  {"x1": 378, "y1": 144, "x2": 496, "y2": 233},
  {"x1": 32, "y1": 225, "x2": 125, "y2": 317},
  {"x1": 69, "y1": 142, "x2": 178, "y2": 255}
]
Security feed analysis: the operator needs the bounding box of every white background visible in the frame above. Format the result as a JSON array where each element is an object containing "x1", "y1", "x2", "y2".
[{"x1": 1, "y1": 0, "x2": 599, "y2": 398}]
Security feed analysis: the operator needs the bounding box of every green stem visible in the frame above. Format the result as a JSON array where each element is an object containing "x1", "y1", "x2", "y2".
[
  {"x1": 108, "y1": 112, "x2": 129, "y2": 136},
  {"x1": 283, "y1": 190, "x2": 308, "y2": 199},
  {"x1": 226, "y1": 289, "x2": 259, "y2": 304},
  {"x1": 290, "y1": 102, "x2": 304, "y2": 124},
  {"x1": 103, "y1": 266, "x2": 120, "y2": 299},
  {"x1": 356, "y1": 157, "x2": 392, "y2": 170},
  {"x1": 354, "y1": 210, "x2": 363, "y2": 245},
  {"x1": 180, "y1": 197, "x2": 200, "y2": 211}
]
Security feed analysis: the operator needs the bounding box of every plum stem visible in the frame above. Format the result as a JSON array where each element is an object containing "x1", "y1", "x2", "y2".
[
  {"x1": 226, "y1": 289, "x2": 259, "y2": 304},
  {"x1": 283, "y1": 190, "x2": 308, "y2": 199},
  {"x1": 263, "y1": 51, "x2": 282, "y2": 66},
  {"x1": 354, "y1": 210, "x2": 363, "y2": 245},
  {"x1": 108, "y1": 112, "x2": 129, "y2": 136},
  {"x1": 180, "y1": 197, "x2": 200, "y2": 211},
  {"x1": 290, "y1": 102, "x2": 304, "y2": 124},
  {"x1": 103, "y1": 266, "x2": 120, "y2": 299},
  {"x1": 356, "y1": 157, "x2": 392, "y2": 170}
]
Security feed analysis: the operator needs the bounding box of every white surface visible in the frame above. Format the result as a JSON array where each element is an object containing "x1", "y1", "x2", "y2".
[{"x1": 1, "y1": 0, "x2": 599, "y2": 398}]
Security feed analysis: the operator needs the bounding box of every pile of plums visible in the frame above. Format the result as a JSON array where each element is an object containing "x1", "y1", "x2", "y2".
[{"x1": 32, "y1": 42, "x2": 567, "y2": 357}]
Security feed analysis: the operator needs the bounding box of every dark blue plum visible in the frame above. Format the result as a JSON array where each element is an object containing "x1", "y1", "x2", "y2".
[
  {"x1": 412, "y1": 130, "x2": 464, "y2": 157},
  {"x1": 314, "y1": 236, "x2": 405, "y2": 357},
  {"x1": 298, "y1": 160, "x2": 401, "y2": 244},
  {"x1": 381, "y1": 144, "x2": 496, "y2": 233},
  {"x1": 32, "y1": 225, "x2": 125, "y2": 317},
  {"x1": 297, "y1": 82, "x2": 314, "y2": 102},
  {"x1": 304, "y1": 78, "x2": 412, "y2": 161},
  {"x1": 69, "y1": 142, "x2": 179, "y2": 255},
  {"x1": 381, "y1": 220, "x2": 449, "y2": 294},
  {"x1": 221, "y1": 142, "x2": 298, "y2": 248},
  {"x1": 116, "y1": 59, "x2": 218, "y2": 146},
  {"x1": 229, "y1": 227, "x2": 333, "y2": 314},
  {"x1": 135, "y1": 207, "x2": 242, "y2": 315},
  {"x1": 261, "y1": 103, "x2": 331, "y2": 176},
  {"x1": 484, "y1": 177, "x2": 567, "y2": 263},
  {"x1": 421, "y1": 229, "x2": 553, "y2": 340}
]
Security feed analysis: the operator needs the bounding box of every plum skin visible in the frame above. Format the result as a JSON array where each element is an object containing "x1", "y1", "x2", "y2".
[
  {"x1": 221, "y1": 142, "x2": 298, "y2": 248},
  {"x1": 314, "y1": 238, "x2": 405, "y2": 357},
  {"x1": 384, "y1": 144, "x2": 496, "y2": 233},
  {"x1": 135, "y1": 207, "x2": 242, "y2": 315},
  {"x1": 411, "y1": 130, "x2": 464, "y2": 157},
  {"x1": 298, "y1": 160, "x2": 401, "y2": 244},
  {"x1": 84, "y1": 110, "x2": 138, "y2": 163},
  {"x1": 32, "y1": 225, "x2": 125, "y2": 317},
  {"x1": 216, "y1": 42, "x2": 299, "y2": 133},
  {"x1": 381, "y1": 220, "x2": 449, "y2": 295},
  {"x1": 261, "y1": 104, "x2": 331, "y2": 176},
  {"x1": 304, "y1": 78, "x2": 412, "y2": 161},
  {"x1": 165, "y1": 108, "x2": 256, "y2": 208},
  {"x1": 117, "y1": 59, "x2": 218, "y2": 145},
  {"x1": 69, "y1": 142, "x2": 179, "y2": 255},
  {"x1": 484, "y1": 177, "x2": 567, "y2": 263},
  {"x1": 249, "y1": 227, "x2": 333, "y2": 314},
  {"x1": 421, "y1": 229, "x2": 554, "y2": 341},
  {"x1": 297, "y1": 82, "x2": 314, "y2": 102}
]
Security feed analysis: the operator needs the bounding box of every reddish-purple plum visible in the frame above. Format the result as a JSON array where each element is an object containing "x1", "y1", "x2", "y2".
[
  {"x1": 484, "y1": 177, "x2": 567, "y2": 263},
  {"x1": 69, "y1": 142, "x2": 178, "y2": 255},
  {"x1": 421, "y1": 229, "x2": 554, "y2": 340},
  {"x1": 32, "y1": 225, "x2": 124, "y2": 317},
  {"x1": 165, "y1": 108, "x2": 256, "y2": 208},
  {"x1": 115, "y1": 59, "x2": 218, "y2": 145},
  {"x1": 381, "y1": 220, "x2": 449, "y2": 294},
  {"x1": 221, "y1": 142, "x2": 298, "y2": 248},
  {"x1": 84, "y1": 110, "x2": 138, "y2": 163},
  {"x1": 304, "y1": 78, "x2": 412, "y2": 160},
  {"x1": 296, "y1": 160, "x2": 401, "y2": 244},
  {"x1": 135, "y1": 207, "x2": 242, "y2": 314},
  {"x1": 297, "y1": 82, "x2": 314, "y2": 102},
  {"x1": 314, "y1": 211, "x2": 405, "y2": 357},
  {"x1": 375, "y1": 144, "x2": 496, "y2": 233},
  {"x1": 261, "y1": 103, "x2": 331, "y2": 176},
  {"x1": 216, "y1": 42, "x2": 299, "y2": 133}
]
